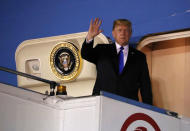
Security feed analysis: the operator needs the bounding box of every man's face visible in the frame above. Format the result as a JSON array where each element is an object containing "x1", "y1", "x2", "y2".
[{"x1": 112, "y1": 25, "x2": 131, "y2": 46}]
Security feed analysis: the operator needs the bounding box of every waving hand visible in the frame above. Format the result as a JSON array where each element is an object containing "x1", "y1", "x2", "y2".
[{"x1": 86, "y1": 18, "x2": 103, "y2": 41}]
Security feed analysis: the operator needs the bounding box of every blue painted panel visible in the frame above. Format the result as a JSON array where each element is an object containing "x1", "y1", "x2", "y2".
[{"x1": 0, "y1": 0, "x2": 190, "y2": 86}]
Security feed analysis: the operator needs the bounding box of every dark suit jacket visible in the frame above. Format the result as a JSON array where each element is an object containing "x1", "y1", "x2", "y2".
[{"x1": 81, "y1": 40, "x2": 152, "y2": 105}]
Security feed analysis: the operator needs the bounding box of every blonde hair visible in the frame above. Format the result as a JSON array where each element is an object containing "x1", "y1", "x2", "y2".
[{"x1": 112, "y1": 19, "x2": 132, "y2": 33}]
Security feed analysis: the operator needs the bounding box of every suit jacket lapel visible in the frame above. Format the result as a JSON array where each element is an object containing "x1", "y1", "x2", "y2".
[
  {"x1": 110, "y1": 43, "x2": 119, "y2": 74},
  {"x1": 121, "y1": 46, "x2": 135, "y2": 75},
  {"x1": 109, "y1": 43, "x2": 135, "y2": 75}
]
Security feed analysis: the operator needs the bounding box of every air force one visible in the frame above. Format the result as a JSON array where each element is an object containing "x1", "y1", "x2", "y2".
[{"x1": 1, "y1": 30, "x2": 190, "y2": 130}]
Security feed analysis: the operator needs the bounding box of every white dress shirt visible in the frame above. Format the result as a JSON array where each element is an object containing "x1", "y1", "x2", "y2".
[
  {"x1": 86, "y1": 38, "x2": 129, "y2": 66},
  {"x1": 115, "y1": 42, "x2": 129, "y2": 66}
]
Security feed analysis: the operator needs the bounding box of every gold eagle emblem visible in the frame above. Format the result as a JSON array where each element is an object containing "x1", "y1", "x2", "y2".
[{"x1": 50, "y1": 42, "x2": 82, "y2": 81}]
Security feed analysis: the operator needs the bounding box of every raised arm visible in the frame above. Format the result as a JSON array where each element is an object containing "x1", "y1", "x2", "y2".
[
  {"x1": 81, "y1": 18, "x2": 103, "y2": 64},
  {"x1": 86, "y1": 18, "x2": 103, "y2": 41}
]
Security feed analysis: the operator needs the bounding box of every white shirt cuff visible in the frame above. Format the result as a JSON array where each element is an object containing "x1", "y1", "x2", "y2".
[{"x1": 86, "y1": 38, "x2": 93, "y2": 43}]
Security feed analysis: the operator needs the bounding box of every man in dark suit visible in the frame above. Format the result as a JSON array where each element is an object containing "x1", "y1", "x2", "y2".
[{"x1": 81, "y1": 18, "x2": 152, "y2": 105}]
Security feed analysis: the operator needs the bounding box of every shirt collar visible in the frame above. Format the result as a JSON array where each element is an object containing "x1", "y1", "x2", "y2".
[{"x1": 115, "y1": 42, "x2": 129, "y2": 54}]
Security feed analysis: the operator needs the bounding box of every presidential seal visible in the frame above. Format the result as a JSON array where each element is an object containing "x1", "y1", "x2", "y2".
[{"x1": 50, "y1": 42, "x2": 82, "y2": 81}]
